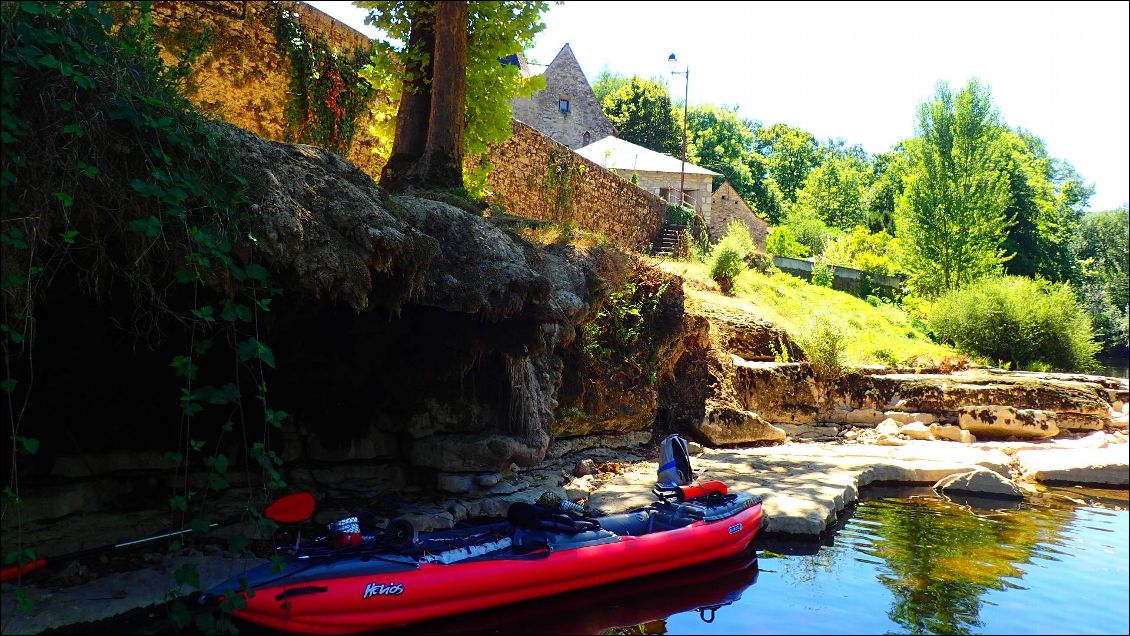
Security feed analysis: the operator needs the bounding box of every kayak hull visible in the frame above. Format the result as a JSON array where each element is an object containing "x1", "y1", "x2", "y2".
[{"x1": 223, "y1": 501, "x2": 761, "y2": 634}]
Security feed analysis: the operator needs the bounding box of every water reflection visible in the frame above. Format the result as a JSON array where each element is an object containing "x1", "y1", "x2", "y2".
[{"x1": 403, "y1": 548, "x2": 761, "y2": 635}]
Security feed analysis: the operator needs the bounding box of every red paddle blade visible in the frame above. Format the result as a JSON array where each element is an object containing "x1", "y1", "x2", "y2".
[
  {"x1": 264, "y1": 492, "x2": 315, "y2": 524},
  {"x1": 1, "y1": 558, "x2": 47, "y2": 583}
]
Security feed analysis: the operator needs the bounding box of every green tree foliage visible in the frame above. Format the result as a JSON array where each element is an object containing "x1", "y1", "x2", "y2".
[
  {"x1": 895, "y1": 79, "x2": 1012, "y2": 296},
  {"x1": 778, "y1": 209, "x2": 840, "y2": 256},
  {"x1": 1074, "y1": 208, "x2": 1129, "y2": 355},
  {"x1": 357, "y1": 1, "x2": 548, "y2": 189},
  {"x1": 998, "y1": 129, "x2": 1092, "y2": 282},
  {"x1": 823, "y1": 226, "x2": 902, "y2": 276},
  {"x1": 600, "y1": 76, "x2": 681, "y2": 155},
  {"x1": 685, "y1": 103, "x2": 757, "y2": 198},
  {"x1": 792, "y1": 153, "x2": 870, "y2": 230},
  {"x1": 766, "y1": 226, "x2": 811, "y2": 259},
  {"x1": 755, "y1": 122, "x2": 821, "y2": 204},
  {"x1": 930, "y1": 276, "x2": 1099, "y2": 372},
  {"x1": 866, "y1": 149, "x2": 907, "y2": 235},
  {"x1": 591, "y1": 66, "x2": 630, "y2": 105}
]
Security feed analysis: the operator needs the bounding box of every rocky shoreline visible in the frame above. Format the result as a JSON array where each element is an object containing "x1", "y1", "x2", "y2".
[{"x1": 3, "y1": 406, "x2": 1127, "y2": 634}]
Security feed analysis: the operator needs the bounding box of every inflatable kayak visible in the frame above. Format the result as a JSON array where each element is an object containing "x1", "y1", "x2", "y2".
[{"x1": 201, "y1": 487, "x2": 762, "y2": 634}]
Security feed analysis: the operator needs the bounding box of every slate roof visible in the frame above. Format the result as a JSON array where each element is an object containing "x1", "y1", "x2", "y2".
[{"x1": 576, "y1": 136, "x2": 721, "y2": 177}]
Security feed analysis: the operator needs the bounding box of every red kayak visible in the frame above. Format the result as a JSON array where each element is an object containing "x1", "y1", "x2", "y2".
[{"x1": 202, "y1": 488, "x2": 763, "y2": 634}]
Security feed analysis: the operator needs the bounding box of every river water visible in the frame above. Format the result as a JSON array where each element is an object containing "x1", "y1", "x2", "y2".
[
  {"x1": 411, "y1": 486, "x2": 1129, "y2": 635},
  {"x1": 64, "y1": 487, "x2": 1130, "y2": 635}
]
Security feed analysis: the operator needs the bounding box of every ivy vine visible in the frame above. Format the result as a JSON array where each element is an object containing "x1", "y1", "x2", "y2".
[
  {"x1": 274, "y1": 2, "x2": 374, "y2": 157},
  {"x1": 2, "y1": 2, "x2": 286, "y2": 629},
  {"x1": 544, "y1": 148, "x2": 586, "y2": 223}
]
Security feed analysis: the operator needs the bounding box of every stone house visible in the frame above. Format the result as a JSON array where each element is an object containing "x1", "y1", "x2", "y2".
[
  {"x1": 508, "y1": 44, "x2": 616, "y2": 149},
  {"x1": 709, "y1": 181, "x2": 769, "y2": 250},
  {"x1": 576, "y1": 135, "x2": 722, "y2": 221}
]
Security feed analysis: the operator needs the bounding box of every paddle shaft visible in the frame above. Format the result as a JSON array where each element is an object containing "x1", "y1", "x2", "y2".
[
  {"x1": 1, "y1": 491, "x2": 316, "y2": 582},
  {"x1": 1, "y1": 519, "x2": 230, "y2": 582}
]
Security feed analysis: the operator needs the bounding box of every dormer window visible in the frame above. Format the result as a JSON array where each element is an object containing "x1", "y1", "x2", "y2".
[{"x1": 559, "y1": 99, "x2": 570, "y2": 114}]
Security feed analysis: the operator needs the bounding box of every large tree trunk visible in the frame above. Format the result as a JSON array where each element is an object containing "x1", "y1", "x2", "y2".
[
  {"x1": 414, "y1": 0, "x2": 467, "y2": 188},
  {"x1": 378, "y1": 3, "x2": 435, "y2": 190}
]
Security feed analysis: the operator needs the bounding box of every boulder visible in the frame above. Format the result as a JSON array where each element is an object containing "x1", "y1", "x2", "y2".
[
  {"x1": 696, "y1": 401, "x2": 786, "y2": 445},
  {"x1": 687, "y1": 441, "x2": 705, "y2": 455},
  {"x1": 884, "y1": 411, "x2": 940, "y2": 426},
  {"x1": 843, "y1": 409, "x2": 888, "y2": 426},
  {"x1": 959, "y1": 405, "x2": 1059, "y2": 439},
  {"x1": 475, "y1": 473, "x2": 502, "y2": 488},
  {"x1": 899, "y1": 422, "x2": 934, "y2": 440},
  {"x1": 875, "y1": 435, "x2": 906, "y2": 446},
  {"x1": 437, "y1": 473, "x2": 474, "y2": 494},
  {"x1": 876, "y1": 418, "x2": 901, "y2": 436},
  {"x1": 1014, "y1": 445, "x2": 1129, "y2": 485},
  {"x1": 934, "y1": 468, "x2": 1023, "y2": 499},
  {"x1": 930, "y1": 423, "x2": 976, "y2": 444},
  {"x1": 730, "y1": 361, "x2": 821, "y2": 424}
]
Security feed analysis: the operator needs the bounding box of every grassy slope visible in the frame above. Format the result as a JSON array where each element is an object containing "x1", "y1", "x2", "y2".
[{"x1": 660, "y1": 261, "x2": 956, "y2": 366}]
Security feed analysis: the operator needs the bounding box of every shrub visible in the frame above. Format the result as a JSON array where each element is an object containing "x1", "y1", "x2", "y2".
[
  {"x1": 930, "y1": 276, "x2": 1100, "y2": 372},
  {"x1": 709, "y1": 220, "x2": 756, "y2": 292},
  {"x1": 798, "y1": 318, "x2": 846, "y2": 379},
  {"x1": 766, "y1": 225, "x2": 810, "y2": 259},
  {"x1": 810, "y1": 259, "x2": 834, "y2": 288},
  {"x1": 709, "y1": 245, "x2": 744, "y2": 293}
]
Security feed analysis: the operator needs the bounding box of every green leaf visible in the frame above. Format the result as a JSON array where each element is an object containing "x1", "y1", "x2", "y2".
[
  {"x1": 15, "y1": 436, "x2": 39, "y2": 455},
  {"x1": 20, "y1": 2, "x2": 45, "y2": 15},
  {"x1": 169, "y1": 601, "x2": 192, "y2": 630},
  {"x1": 61, "y1": 123, "x2": 84, "y2": 138},
  {"x1": 191, "y1": 305, "x2": 215, "y2": 324},
  {"x1": 60, "y1": 229, "x2": 78, "y2": 244},
  {"x1": 244, "y1": 263, "x2": 268, "y2": 283},
  {"x1": 189, "y1": 516, "x2": 212, "y2": 534},
  {"x1": 194, "y1": 613, "x2": 216, "y2": 633},
  {"x1": 77, "y1": 162, "x2": 99, "y2": 178},
  {"x1": 1, "y1": 229, "x2": 28, "y2": 250},
  {"x1": 1, "y1": 378, "x2": 17, "y2": 394},
  {"x1": 212, "y1": 454, "x2": 229, "y2": 474},
  {"x1": 208, "y1": 473, "x2": 230, "y2": 490},
  {"x1": 265, "y1": 408, "x2": 288, "y2": 429},
  {"x1": 174, "y1": 562, "x2": 201, "y2": 590},
  {"x1": 169, "y1": 495, "x2": 188, "y2": 512},
  {"x1": 52, "y1": 191, "x2": 74, "y2": 208},
  {"x1": 2, "y1": 274, "x2": 26, "y2": 293},
  {"x1": 2, "y1": 324, "x2": 25, "y2": 344}
]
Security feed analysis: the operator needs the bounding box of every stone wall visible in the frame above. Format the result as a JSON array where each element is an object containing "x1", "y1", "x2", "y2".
[
  {"x1": 486, "y1": 121, "x2": 666, "y2": 252},
  {"x1": 149, "y1": 1, "x2": 388, "y2": 179},
  {"x1": 710, "y1": 181, "x2": 768, "y2": 249},
  {"x1": 510, "y1": 44, "x2": 615, "y2": 149},
  {"x1": 772, "y1": 256, "x2": 903, "y2": 296}
]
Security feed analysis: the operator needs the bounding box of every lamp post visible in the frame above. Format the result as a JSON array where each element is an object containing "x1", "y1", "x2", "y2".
[{"x1": 668, "y1": 53, "x2": 689, "y2": 211}]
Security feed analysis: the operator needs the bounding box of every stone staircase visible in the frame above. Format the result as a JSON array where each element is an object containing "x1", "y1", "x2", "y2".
[{"x1": 654, "y1": 223, "x2": 686, "y2": 258}]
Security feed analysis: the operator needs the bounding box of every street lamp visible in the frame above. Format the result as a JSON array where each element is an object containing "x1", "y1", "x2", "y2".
[{"x1": 668, "y1": 53, "x2": 689, "y2": 211}]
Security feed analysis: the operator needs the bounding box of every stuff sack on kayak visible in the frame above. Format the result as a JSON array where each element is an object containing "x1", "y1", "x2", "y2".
[{"x1": 657, "y1": 434, "x2": 693, "y2": 486}]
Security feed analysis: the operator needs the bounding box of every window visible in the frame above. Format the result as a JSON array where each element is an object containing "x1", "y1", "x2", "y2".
[{"x1": 559, "y1": 99, "x2": 570, "y2": 114}]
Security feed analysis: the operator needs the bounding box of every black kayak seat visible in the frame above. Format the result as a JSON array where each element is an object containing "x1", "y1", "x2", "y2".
[{"x1": 596, "y1": 510, "x2": 656, "y2": 536}]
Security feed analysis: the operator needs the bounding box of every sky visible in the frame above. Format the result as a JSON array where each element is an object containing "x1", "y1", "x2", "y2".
[{"x1": 308, "y1": 1, "x2": 1129, "y2": 211}]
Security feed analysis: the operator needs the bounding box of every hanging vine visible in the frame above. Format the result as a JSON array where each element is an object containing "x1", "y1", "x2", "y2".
[
  {"x1": 2, "y1": 2, "x2": 285, "y2": 629},
  {"x1": 544, "y1": 148, "x2": 586, "y2": 223},
  {"x1": 274, "y1": 2, "x2": 374, "y2": 157}
]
